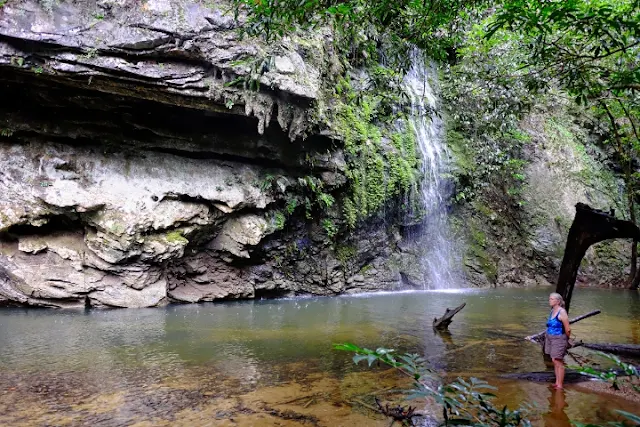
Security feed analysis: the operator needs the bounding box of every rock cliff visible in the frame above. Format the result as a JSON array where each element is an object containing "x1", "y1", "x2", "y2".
[{"x1": 0, "y1": 0, "x2": 418, "y2": 307}]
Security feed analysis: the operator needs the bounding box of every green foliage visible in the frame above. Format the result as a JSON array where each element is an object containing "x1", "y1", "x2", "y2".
[
  {"x1": 503, "y1": 158, "x2": 528, "y2": 205},
  {"x1": 573, "y1": 411, "x2": 640, "y2": 427},
  {"x1": 342, "y1": 198, "x2": 358, "y2": 229},
  {"x1": 0, "y1": 128, "x2": 14, "y2": 137},
  {"x1": 317, "y1": 193, "x2": 335, "y2": 209},
  {"x1": 488, "y1": 0, "x2": 640, "y2": 101},
  {"x1": 271, "y1": 211, "x2": 286, "y2": 231},
  {"x1": 297, "y1": 175, "x2": 334, "y2": 220},
  {"x1": 259, "y1": 174, "x2": 276, "y2": 192},
  {"x1": 84, "y1": 48, "x2": 98, "y2": 59},
  {"x1": 335, "y1": 81, "x2": 420, "y2": 227},
  {"x1": 468, "y1": 224, "x2": 498, "y2": 282},
  {"x1": 285, "y1": 198, "x2": 298, "y2": 215},
  {"x1": 230, "y1": 0, "x2": 485, "y2": 67},
  {"x1": 321, "y1": 218, "x2": 338, "y2": 238},
  {"x1": 10, "y1": 56, "x2": 24, "y2": 67},
  {"x1": 570, "y1": 351, "x2": 639, "y2": 393},
  {"x1": 333, "y1": 343, "x2": 531, "y2": 426},
  {"x1": 441, "y1": 19, "x2": 535, "y2": 208},
  {"x1": 486, "y1": 0, "x2": 640, "y2": 224},
  {"x1": 335, "y1": 244, "x2": 357, "y2": 265},
  {"x1": 224, "y1": 56, "x2": 272, "y2": 91},
  {"x1": 0, "y1": 0, "x2": 8, "y2": 8}
]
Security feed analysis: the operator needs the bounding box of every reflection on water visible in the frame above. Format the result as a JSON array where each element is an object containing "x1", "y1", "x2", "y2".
[
  {"x1": 543, "y1": 389, "x2": 570, "y2": 427},
  {"x1": 0, "y1": 288, "x2": 639, "y2": 425}
]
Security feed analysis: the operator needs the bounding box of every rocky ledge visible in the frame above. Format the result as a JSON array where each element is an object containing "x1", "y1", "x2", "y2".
[{"x1": 0, "y1": 0, "x2": 423, "y2": 307}]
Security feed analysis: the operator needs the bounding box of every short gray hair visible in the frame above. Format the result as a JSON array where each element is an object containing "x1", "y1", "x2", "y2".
[{"x1": 549, "y1": 292, "x2": 565, "y2": 308}]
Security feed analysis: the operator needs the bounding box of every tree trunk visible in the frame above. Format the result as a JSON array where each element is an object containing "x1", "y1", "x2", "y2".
[
  {"x1": 628, "y1": 192, "x2": 637, "y2": 285},
  {"x1": 630, "y1": 240, "x2": 637, "y2": 284},
  {"x1": 630, "y1": 265, "x2": 640, "y2": 290},
  {"x1": 555, "y1": 203, "x2": 640, "y2": 312}
]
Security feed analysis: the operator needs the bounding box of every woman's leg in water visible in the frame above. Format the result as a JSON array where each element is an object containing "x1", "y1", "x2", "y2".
[{"x1": 553, "y1": 358, "x2": 565, "y2": 388}]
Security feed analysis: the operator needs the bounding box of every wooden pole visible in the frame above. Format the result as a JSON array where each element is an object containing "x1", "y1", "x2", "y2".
[{"x1": 525, "y1": 310, "x2": 601, "y2": 343}]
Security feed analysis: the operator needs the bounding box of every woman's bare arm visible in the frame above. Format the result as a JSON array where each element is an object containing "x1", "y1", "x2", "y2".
[{"x1": 559, "y1": 309, "x2": 571, "y2": 337}]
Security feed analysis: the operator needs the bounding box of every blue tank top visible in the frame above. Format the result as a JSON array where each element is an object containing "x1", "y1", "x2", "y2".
[{"x1": 546, "y1": 310, "x2": 564, "y2": 336}]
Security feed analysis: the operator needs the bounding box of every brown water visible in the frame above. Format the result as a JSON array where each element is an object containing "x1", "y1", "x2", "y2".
[{"x1": 0, "y1": 288, "x2": 639, "y2": 426}]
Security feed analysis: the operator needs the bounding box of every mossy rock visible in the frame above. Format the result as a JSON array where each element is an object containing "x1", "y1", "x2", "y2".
[{"x1": 165, "y1": 230, "x2": 189, "y2": 244}]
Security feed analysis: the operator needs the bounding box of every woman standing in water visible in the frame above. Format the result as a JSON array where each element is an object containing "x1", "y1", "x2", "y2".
[{"x1": 545, "y1": 293, "x2": 571, "y2": 389}]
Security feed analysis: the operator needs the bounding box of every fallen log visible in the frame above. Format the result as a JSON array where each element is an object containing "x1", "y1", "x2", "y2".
[
  {"x1": 501, "y1": 365, "x2": 638, "y2": 383},
  {"x1": 500, "y1": 370, "x2": 593, "y2": 384},
  {"x1": 580, "y1": 343, "x2": 640, "y2": 358},
  {"x1": 525, "y1": 310, "x2": 601, "y2": 343},
  {"x1": 433, "y1": 303, "x2": 466, "y2": 330}
]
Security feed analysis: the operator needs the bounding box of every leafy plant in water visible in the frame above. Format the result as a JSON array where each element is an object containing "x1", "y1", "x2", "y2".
[
  {"x1": 570, "y1": 351, "x2": 639, "y2": 392},
  {"x1": 569, "y1": 351, "x2": 640, "y2": 426},
  {"x1": 334, "y1": 343, "x2": 531, "y2": 426}
]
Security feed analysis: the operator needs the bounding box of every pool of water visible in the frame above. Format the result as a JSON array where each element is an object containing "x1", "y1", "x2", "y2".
[{"x1": 1, "y1": 288, "x2": 639, "y2": 426}]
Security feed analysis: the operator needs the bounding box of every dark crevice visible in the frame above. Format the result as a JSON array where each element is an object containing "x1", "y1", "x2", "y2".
[
  {"x1": 0, "y1": 67, "x2": 335, "y2": 170},
  {"x1": 1, "y1": 214, "x2": 83, "y2": 240},
  {"x1": 253, "y1": 288, "x2": 292, "y2": 300},
  {"x1": 143, "y1": 145, "x2": 305, "y2": 171},
  {"x1": 27, "y1": 296, "x2": 86, "y2": 308}
]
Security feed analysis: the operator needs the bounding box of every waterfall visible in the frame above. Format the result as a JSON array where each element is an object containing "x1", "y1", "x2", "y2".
[{"x1": 403, "y1": 49, "x2": 459, "y2": 289}]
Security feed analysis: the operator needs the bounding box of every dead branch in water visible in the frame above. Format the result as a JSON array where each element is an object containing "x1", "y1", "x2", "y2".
[
  {"x1": 525, "y1": 310, "x2": 601, "y2": 343},
  {"x1": 433, "y1": 303, "x2": 466, "y2": 330},
  {"x1": 500, "y1": 370, "x2": 594, "y2": 383}
]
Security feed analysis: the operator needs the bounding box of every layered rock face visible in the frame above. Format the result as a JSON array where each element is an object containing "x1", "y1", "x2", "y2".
[{"x1": 0, "y1": 0, "x2": 415, "y2": 307}]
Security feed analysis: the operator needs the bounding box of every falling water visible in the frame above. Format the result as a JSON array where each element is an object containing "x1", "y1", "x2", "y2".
[{"x1": 403, "y1": 49, "x2": 459, "y2": 289}]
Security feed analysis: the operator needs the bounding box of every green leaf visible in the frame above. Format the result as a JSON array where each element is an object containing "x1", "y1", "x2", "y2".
[{"x1": 614, "y1": 410, "x2": 640, "y2": 424}]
